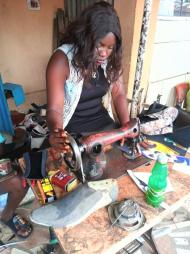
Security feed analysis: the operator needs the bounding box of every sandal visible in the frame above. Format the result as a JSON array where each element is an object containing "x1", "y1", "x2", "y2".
[{"x1": 4, "y1": 214, "x2": 33, "y2": 239}]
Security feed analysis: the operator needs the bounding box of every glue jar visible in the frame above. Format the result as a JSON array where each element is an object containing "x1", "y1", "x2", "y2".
[{"x1": 82, "y1": 152, "x2": 107, "y2": 180}]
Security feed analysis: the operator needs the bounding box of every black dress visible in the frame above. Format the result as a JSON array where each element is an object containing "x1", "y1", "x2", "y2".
[{"x1": 65, "y1": 66, "x2": 116, "y2": 134}]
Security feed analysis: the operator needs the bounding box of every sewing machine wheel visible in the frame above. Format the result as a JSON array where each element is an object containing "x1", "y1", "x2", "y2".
[{"x1": 64, "y1": 135, "x2": 82, "y2": 172}]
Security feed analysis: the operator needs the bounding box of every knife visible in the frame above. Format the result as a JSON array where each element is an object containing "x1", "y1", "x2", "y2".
[
  {"x1": 127, "y1": 170, "x2": 148, "y2": 193},
  {"x1": 127, "y1": 170, "x2": 169, "y2": 210}
]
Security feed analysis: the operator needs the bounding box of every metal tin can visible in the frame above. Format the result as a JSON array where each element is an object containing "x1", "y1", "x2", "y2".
[{"x1": 0, "y1": 159, "x2": 12, "y2": 176}]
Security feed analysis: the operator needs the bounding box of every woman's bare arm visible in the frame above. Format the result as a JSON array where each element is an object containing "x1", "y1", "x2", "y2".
[
  {"x1": 111, "y1": 75, "x2": 130, "y2": 125},
  {"x1": 46, "y1": 50, "x2": 70, "y2": 151},
  {"x1": 46, "y1": 50, "x2": 69, "y2": 131}
]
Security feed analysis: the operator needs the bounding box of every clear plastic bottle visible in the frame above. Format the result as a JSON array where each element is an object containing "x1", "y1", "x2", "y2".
[
  {"x1": 83, "y1": 152, "x2": 107, "y2": 180},
  {"x1": 146, "y1": 153, "x2": 168, "y2": 207}
]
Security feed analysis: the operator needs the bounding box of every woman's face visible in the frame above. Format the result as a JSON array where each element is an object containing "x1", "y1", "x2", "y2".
[{"x1": 95, "y1": 32, "x2": 116, "y2": 66}]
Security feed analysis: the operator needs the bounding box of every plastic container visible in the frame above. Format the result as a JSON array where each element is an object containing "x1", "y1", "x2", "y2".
[
  {"x1": 83, "y1": 152, "x2": 107, "y2": 180},
  {"x1": 146, "y1": 153, "x2": 168, "y2": 207}
]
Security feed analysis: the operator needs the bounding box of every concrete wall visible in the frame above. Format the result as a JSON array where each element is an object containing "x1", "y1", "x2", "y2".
[
  {"x1": 115, "y1": 0, "x2": 160, "y2": 106},
  {"x1": 146, "y1": 16, "x2": 190, "y2": 106},
  {"x1": 115, "y1": 0, "x2": 144, "y2": 98},
  {"x1": 0, "y1": 0, "x2": 63, "y2": 109},
  {"x1": 0, "y1": 0, "x2": 159, "y2": 112}
]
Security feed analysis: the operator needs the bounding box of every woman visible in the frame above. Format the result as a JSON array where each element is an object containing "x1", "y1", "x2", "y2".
[{"x1": 47, "y1": 2, "x2": 129, "y2": 150}]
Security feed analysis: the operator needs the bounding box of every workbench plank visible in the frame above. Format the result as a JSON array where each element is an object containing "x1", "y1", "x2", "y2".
[{"x1": 54, "y1": 158, "x2": 190, "y2": 254}]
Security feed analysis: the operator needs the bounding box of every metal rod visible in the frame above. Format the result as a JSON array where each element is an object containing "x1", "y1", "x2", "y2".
[{"x1": 130, "y1": 0, "x2": 153, "y2": 118}]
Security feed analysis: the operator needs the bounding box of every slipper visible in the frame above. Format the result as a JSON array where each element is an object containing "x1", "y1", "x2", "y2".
[{"x1": 3, "y1": 214, "x2": 33, "y2": 239}]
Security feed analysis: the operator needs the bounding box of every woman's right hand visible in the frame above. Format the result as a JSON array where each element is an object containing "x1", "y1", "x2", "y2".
[{"x1": 49, "y1": 129, "x2": 70, "y2": 153}]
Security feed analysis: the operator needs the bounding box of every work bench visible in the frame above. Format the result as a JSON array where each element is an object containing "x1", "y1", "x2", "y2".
[{"x1": 54, "y1": 148, "x2": 190, "y2": 254}]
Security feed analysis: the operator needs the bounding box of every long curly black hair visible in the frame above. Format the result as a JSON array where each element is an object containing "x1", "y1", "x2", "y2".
[{"x1": 61, "y1": 1, "x2": 122, "y2": 83}]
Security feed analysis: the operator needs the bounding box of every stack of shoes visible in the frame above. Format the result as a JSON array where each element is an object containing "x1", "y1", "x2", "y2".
[
  {"x1": 19, "y1": 112, "x2": 49, "y2": 150},
  {"x1": 13, "y1": 103, "x2": 49, "y2": 151},
  {"x1": 0, "y1": 103, "x2": 49, "y2": 160}
]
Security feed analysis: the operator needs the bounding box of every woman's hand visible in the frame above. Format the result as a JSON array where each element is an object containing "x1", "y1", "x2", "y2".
[{"x1": 49, "y1": 129, "x2": 70, "y2": 153}]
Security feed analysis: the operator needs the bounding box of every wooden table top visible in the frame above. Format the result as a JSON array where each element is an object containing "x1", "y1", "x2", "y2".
[{"x1": 54, "y1": 150, "x2": 190, "y2": 254}]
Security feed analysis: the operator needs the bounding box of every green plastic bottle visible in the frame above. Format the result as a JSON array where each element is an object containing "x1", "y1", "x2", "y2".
[{"x1": 146, "y1": 153, "x2": 168, "y2": 207}]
